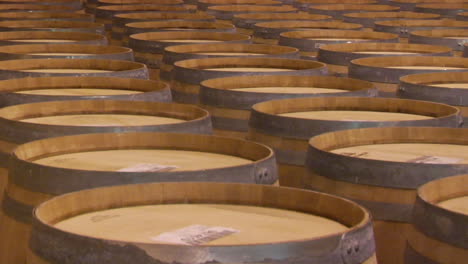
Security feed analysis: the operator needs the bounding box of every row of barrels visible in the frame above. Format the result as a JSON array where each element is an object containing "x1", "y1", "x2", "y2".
[{"x1": 0, "y1": 1, "x2": 465, "y2": 264}]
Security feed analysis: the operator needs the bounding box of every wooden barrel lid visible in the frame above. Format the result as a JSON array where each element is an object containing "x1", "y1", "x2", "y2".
[
  {"x1": 207, "y1": 5, "x2": 298, "y2": 20},
  {"x1": 0, "y1": 44, "x2": 133, "y2": 61},
  {"x1": 343, "y1": 11, "x2": 441, "y2": 28},
  {"x1": 0, "y1": 101, "x2": 212, "y2": 143},
  {"x1": 233, "y1": 12, "x2": 331, "y2": 30},
  {"x1": 414, "y1": 3, "x2": 468, "y2": 17},
  {"x1": 0, "y1": 0, "x2": 82, "y2": 9},
  {"x1": 0, "y1": 31, "x2": 107, "y2": 46},
  {"x1": 0, "y1": 20, "x2": 105, "y2": 35},
  {"x1": 295, "y1": 0, "x2": 377, "y2": 11},
  {"x1": 29, "y1": 182, "x2": 373, "y2": 263},
  {"x1": 349, "y1": 56, "x2": 468, "y2": 84},
  {"x1": 279, "y1": 29, "x2": 399, "y2": 53},
  {"x1": 0, "y1": 58, "x2": 148, "y2": 80},
  {"x1": 308, "y1": 4, "x2": 400, "y2": 18},
  {"x1": 197, "y1": 0, "x2": 281, "y2": 11},
  {"x1": 129, "y1": 32, "x2": 251, "y2": 69},
  {"x1": 399, "y1": 71, "x2": 468, "y2": 107},
  {"x1": 173, "y1": 57, "x2": 327, "y2": 86},
  {"x1": 96, "y1": 4, "x2": 194, "y2": 29},
  {"x1": 409, "y1": 29, "x2": 468, "y2": 51},
  {"x1": 253, "y1": 21, "x2": 363, "y2": 41},
  {"x1": 161, "y1": 43, "x2": 299, "y2": 80},
  {"x1": 307, "y1": 127, "x2": 468, "y2": 189},
  {"x1": 0, "y1": 11, "x2": 93, "y2": 22},
  {"x1": 97, "y1": 0, "x2": 184, "y2": 5},
  {"x1": 407, "y1": 174, "x2": 468, "y2": 264},
  {"x1": 8, "y1": 133, "x2": 276, "y2": 201},
  {"x1": 374, "y1": 19, "x2": 468, "y2": 37},
  {"x1": 318, "y1": 43, "x2": 453, "y2": 66},
  {"x1": 114, "y1": 12, "x2": 215, "y2": 28},
  {"x1": 0, "y1": 3, "x2": 79, "y2": 12},
  {"x1": 200, "y1": 75, "x2": 376, "y2": 110},
  {"x1": 125, "y1": 21, "x2": 236, "y2": 37},
  {"x1": 305, "y1": 126, "x2": 468, "y2": 224},
  {"x1": 0, "y1": 76, "x2": 171, "y2": 106}
]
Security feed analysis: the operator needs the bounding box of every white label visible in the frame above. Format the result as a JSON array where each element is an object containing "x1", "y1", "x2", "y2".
[
  {"x1": 151, "y1": 224, "x2": 239, "y2": 245},
  {"x1": 406, "y1": 155, "x2": 463, "y2": 164},
  {"x1": 117, "y1": 163, "x2": 179, "y2": 172}
]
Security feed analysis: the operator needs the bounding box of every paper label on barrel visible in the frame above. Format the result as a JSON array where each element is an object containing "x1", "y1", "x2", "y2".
[
  {"x1": 406, "y1": 156, "x2": 463, "y2": 164},
  {"x1": 151, "y1": 225, "x2": 239, "y2": 245},
  {"x1": 117, "y1": 163, "x2": 179, "y2": 172}
]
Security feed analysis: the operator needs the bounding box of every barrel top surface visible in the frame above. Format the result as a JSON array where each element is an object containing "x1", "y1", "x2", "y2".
[
  {"x1": 254, "y1": 20, "x2": 362, "y2": 30},
  {"x1": 207, "y1": 4, "x2": 297, "y2": 12},
  {"x1": 234, "y1": 12, "x2": 331, "y2": 20},
  {"x1": 125, "y1": 21, "x2": 235, "y2": 30},
  {"x1": 32, "y1": 181, "x2": 370, "y2": 249},
  {"x1": 96, "y1": 4, "x2": 191, "y2": 12},
  {"x1": 130, "y1": 31, "x2": 250, "y2": 42},
  {"x1": 0, "y1": 20, "x2": 103, "y2": 29},
  {"x1": 415, "y1": 3, "x2": 468, "y2": 9},
  {"x1": 0, "y1": 3, "x2": 78, "y2": 11},
  {"x1": 174, "y1": 57, "x2": 326, "y2": 72},
  {"x1": 308, "y1": 4, "x2": 400, "y2": 11},
  {"x1": 54, "y1": 203, "x2": 349, "y2": 244},
  {"x1": 164, "y1": 43, "x2": 298, "y2": 55},
  {"x1": 375, "y1": 19, "x2": 468, "y2": 27},
  {"x1": 0, "y1": 11, "x2": 92, "y2": 20},
  {"x1": 201, "y1": 75, "x2": 374, "y2": 95},
  {"x1": 280, "y1": 29, "x2": 398, "y2": 40},
  {"x1": 418, "y1": 174, "x2": 468, "y2": 216},
  {"x1": 115, "y1": 12, "x2": 214, "y2": 20},
  {"x1": 400, "y1": 71, "x2": 468, "y2": 89},
  {"x1": 343, "y1": 11, "x2": 440, "y2": 19},
  {"x1": 350, "y1": 56, "x2": 468, "y2": 69},
  {"x1": 308, "y1": 127, "x2": 468, "y2": 165},
  {"x1": 252, "y1": 96, "x2": 460, "y2": 122},
  {"x1": 410, "y1": 28, "x2": 468, "y2": 37},
  {"x1": 319, "y1": 42, "x2": 453, "y2": 54},
  {"x1": 98, "y1": 0, "x2": 183, "y2": 4},
  {"x1": 0, "y1": 44, "x2": 131, "y2": 55},
  {"x1": 0, "y1": 31, "x2": 106, "y2": 44}
]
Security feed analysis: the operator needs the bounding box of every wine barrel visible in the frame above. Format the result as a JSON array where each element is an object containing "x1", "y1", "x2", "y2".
[
  {"x1": 95, "y1": 4, "x2": 193, "y2": 32},
  {"x1": 0, "y1": 58, "x2": 148, "y2": 80},
  {"x1": 414, "y1": 3, "x2": 468, "y2": 18},
  {"x1": 253, "y1": 21, "x2": 363, "y2": 45},
  {"x1": 0, "y1": 20, "x2": 105, "y2": 35},
  {"x1": 0, "y1": 43, "x2": 133, "y2": 60},
  {"x1": 171, "y1": 57, "x2": 328, "y2": 104},
  {"x1": 27, "y1": 182, "x2": 376, "y2": 264},
  {"x1": 308, "y1": 4, "x2": 400, "y2": 19},
  {"x1": 399, "y1": 71, "x2": 468, "y2": 127},
  {"x1": 0, "y1": 103, "x2": 213, "y2": 264},
  {"x1": 112, "y1": 12, "x2": 215, "y2": 46},
  {"x1": 278, "y1": 29, "x2": 398, "y2": 62},
  {"x1": 0, "y1": 3, "x2": 79, "y2": 12},
  {"x1": 305, "y1": 126, "x2": 468, "y2": 264},
  {"x1": 0, "y1": 76, "x2": 171, "y2": 106},
  {"x1": 0, "y1": 31, "x2": 107, "y2": 45},
  {"x1": 295, "y1": 0, "x2": 377, "y2": 12},
  {"x1": 318, "y1": 43, "x2": 453, "y2": 77},
  {"x1": 123, "y1": 21, "x2": 236, "y2": 46},
  {"x1": 233, "y1": 12, "x2": 331, "y2": 36},
  {"x1": 248, "y1": 97, "x2": 462, "y2": 188},
  {"x1": 129, "y1": 32, "x2": 250, "y2": 81},
  {"x1": 207, "y1": 5, "x2": 297, "y2": 23},
  {"x1": 374, "y1": 19, "x2": 468, "y2": 43},
  {"x1": 197, "y1": 0, "x2": 282, "y2": 11},
  {"x1": 406, "y1": 174, "x2": 468, "y2": 264},
  {"x1": 200, "y1": 75, "x2": 376, "y2": 139},
  {"x1": 343, "y1": 11, "x2": 441, "y2": 28},
  {"x1": 349, "y1": 56, "x2": 468, "y2": 96},
  {"x1": 409, "y1": 29, "x2": 468, "y2": 56},
  {"x1": 388, "y1": 0, "x2": 468, "y2": 11},
  {"x1": 160, "y1": 43, "x2": 299, "y2": 81},
  {"x1": 0, "y1": 11, "x2": 93, "y2": 22}
]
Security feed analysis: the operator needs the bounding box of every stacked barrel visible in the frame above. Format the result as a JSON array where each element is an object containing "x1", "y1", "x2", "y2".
[{"x1": 0, "y1": 1, "x2": 466, "y2": 264}]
